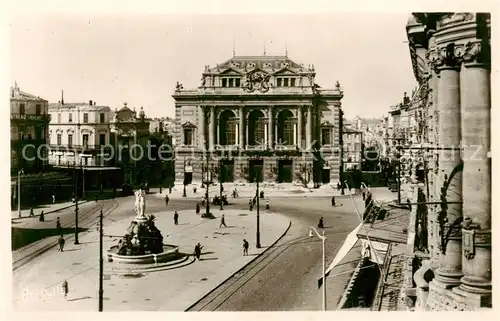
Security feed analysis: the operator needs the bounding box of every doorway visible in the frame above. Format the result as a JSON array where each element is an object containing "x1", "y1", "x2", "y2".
[
  {"x1": 220, "y1": 159, "x2": 235, "y2": 182},
  {"x1": 277, "y1": 159, "x2": 293, "y2": 183},
  {"x1": 248, "y1": 159, "x2": 264, "y2": 183}
]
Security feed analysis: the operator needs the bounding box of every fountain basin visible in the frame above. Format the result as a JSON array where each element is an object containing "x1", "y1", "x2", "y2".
[{"x1": 107, "y1": 244, "x2": 180, "y2": 264}]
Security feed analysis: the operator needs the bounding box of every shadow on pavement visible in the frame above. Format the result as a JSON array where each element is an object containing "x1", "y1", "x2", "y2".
[{"x1": 11, "y1": 227, "x2": 89, "y2": 250}]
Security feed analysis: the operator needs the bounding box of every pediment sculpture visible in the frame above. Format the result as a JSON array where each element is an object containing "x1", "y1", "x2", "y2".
[{"x1": 243, "y1": 70, "x2": 271, "y2": 93}]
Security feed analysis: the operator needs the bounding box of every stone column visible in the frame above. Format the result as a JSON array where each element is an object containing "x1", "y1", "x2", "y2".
[
  {"x1": 454, "y1": 43, "x2": 491, "y2": 303},
  {"x1": 432, "y1": 44, "x2": 463, "y2": 287},
  {"x1": 297, "y1": 106, "x2": 303, "y2": 149},
  {"x1": 209, "y1": 106, "x2": 215, "y2": 150},
  {"x1": 306, "y1": 105, "x2": 312, "y2": 149},
  {"x1": 239, "y1": 106, "x2": 244, "y2": 149},
  {"x1": 199, "y1": 105, "x2": 205, "y2": 149},
  {"x1": 268, "y1": 106, "x2": 274, "y2": 149},
  {"x1": 235, "y1": 123, "x2": 239, "y2": 146},
  {"x1": 293, "y1": 121, "x2": 297, "y2": 146},
  {"x1": 264, "y1": 123, "x2": 268, "y2": 147}
]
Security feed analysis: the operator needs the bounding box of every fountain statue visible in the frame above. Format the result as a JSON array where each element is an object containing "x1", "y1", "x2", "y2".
[{"x1": 134, "y1": 188, "x2": 147, "y2": 221}]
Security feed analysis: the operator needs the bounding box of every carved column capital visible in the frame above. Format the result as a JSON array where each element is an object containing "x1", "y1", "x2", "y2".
[
  {"x1": 455, "y1": 40, "x2": 490, "y2": 67},
  {"x1": 427, "y1": 43, "x2": 462, "y2": 72}
]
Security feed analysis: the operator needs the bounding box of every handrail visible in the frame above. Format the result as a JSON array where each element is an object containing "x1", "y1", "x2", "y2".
[{"x1": 371, "y1": 242, "x2": 394, "y2": 311}]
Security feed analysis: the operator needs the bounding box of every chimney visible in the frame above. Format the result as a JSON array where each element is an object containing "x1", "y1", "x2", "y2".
[{"x1": 89, "y1": 100, "x2": 93, "y2": 105}]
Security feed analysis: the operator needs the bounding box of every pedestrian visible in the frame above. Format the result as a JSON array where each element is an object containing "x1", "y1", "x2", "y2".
[
  {"x1": 194, "y1": 242, "x2": 203, "y2": 260},
  {"x1": 165, "y1": 195, "x2": 169, "y2": 206},
  {"x1": 337, "y1": 182, "x2": 341, "y2": 191},
  {"x1": 56, "y1": 217, "x2": 62, "y2": 235},
  {"x1": 265, "y1": 200, "x2": 270, "y2": 211},
  {"x1": 52, "y1": 194, "x2": 56, "y2": 204},
  {"x1": 318, "y1": 217, "x2": 324, "y2": 229},
  {"x1": 331, "y1": 196, "x2": 336, "y2": 207},
  {"x1": 62, "y1": 280, "x2": 68, "y2": 300},
  {"x1": 29, "y1": 207, "x2": 34, "y2": 217},
  {"x1": 174, "y1": 211, "x2": 179, "y2": 225},
  {"x1": 159, "y1": 186, "x2": 162, "y2": 194},
  {"x1": 58, "y1": 236, "x2": 66, "y2": 252},
  {"x1": 362, "y1": 191, "x2": 366, "y2": 201},
  {"x1": 196, "y1": 203, "x2": 200, "y2": 214},
  {"x1": 219, "y1": 214, "x2": 227, "y2": 228},
  {"x1": 169, "y1": 187, "x2": 172, "y2": 194},
  {"x1": 39, "y1": 211, "x2": 45, "y2": 222},
  {"x1": 193, "y1": 186, "x2": 197, "y2": 194},
  {"x1": 249, "y1": 199, "x2": 253, "y2": 211},
  {"x1": 243, "y1": 239, "x2": 249, "y2": 256}
]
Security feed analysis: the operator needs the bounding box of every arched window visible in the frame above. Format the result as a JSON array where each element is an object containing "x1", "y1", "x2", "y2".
[
  {"x1": 219, "y1": 110, "x2": 237, "y2": 145},
  {"x1": 277, "y1": 109, "x2": 294, "y2": 145},
  {"x1": 248, "y1": 110, "x2": 265, "y2": 146}
]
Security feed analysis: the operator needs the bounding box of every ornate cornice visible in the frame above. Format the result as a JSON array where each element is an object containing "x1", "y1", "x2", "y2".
[{"x1": 437, "y1": 13, "x2": 475, "y2": 29}]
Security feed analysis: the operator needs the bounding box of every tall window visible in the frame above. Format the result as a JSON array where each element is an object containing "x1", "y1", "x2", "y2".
[
  {"x1": 69, "y1": 113, "x2": 73, "y2": 122},
  {"x1": 20, "y1": 104, "x2": 25, "y2": 115},
  {"x1": 35, "y1": 127, "x2": 42, "y2": 140},
  {"x1": 68, "y1": 134, "x2": 73, "y2": 147},
  {"x1": 58, "y1": 113, "x2": 61, "y2": 123},
  {"x1": 283, "y1": 78, "x2": 289, "y2": 87},
  {"x1": 235, "y1": 78, "x2": 241, "y2": 87},
  {"x1": 224, "y1": 120, "x2": 236, "y2": 145},
  {"x1": 228, "y1": 78, "x2": 234, "y2": 87},
  {"x1": 35, "y1": 104, "x2": 41, "y2": 115},
  {"x1": 221, "y1": 78, "x2": 227, "y2": 88},
  {"x1": 277, "y1": 78, "x2": 282, "y2": 87},
  {"x1": 290, "y1": 78, "x2": 296, "y2": 87},
  {"x1": 183, "y1": 128, "x2": 193, "y2": 145},
  {"x1": 283, "y1": 119, "x2": 294, "y2": 145},
  {"x1": 83, "y1": 113, "x2": 89, "y2": 123},
  {"x1": 99, "y1": 133, "x2": 106, "y2": 146},
  {"x1": 82, "y1": 134, "x2": 89, "y2": 147},
  {"x1": 321, "y1": 128, "x2": 331, "y2": 145},
  {"x1": 100, "y1": 113, "x2": 105, "y2": 123},
  {"x1": 57, "y1": 134, "x2": 62, "y2": 145}
]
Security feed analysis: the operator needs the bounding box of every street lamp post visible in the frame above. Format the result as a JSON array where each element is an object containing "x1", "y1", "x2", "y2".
[
  {"x1": 74, "y1": 159, "x2": 81, "y2": 245},
  {"x1": 17, "y1": 168, "x2": 24, "y2": 218},
  {"x1": 256, "y1": 168, "x2": 261, "y2": 248},
  {"x1": 308, "y1": 227, "x2": 326, "y2": 311},
  {"x1": 202, "y1": 157, "x2": 212, "y2": 217},
  {"x1": 219, "y1": 163, "x2": 224, "y2": 210},
  {"x1": 98, "y1": 209, "x2": 103, "y2": 311}
]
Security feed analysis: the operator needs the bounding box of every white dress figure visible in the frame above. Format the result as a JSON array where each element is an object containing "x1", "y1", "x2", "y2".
[{"x1": 134, "y1": 189, "x2": 147, "y2": 219}]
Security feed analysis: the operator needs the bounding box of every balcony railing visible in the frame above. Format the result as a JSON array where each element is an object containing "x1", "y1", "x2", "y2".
[{"x1": 11, "y1": 114, "x2": 51, "y2": 121}]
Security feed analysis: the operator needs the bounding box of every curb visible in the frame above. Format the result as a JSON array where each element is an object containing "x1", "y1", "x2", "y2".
[
  {"x1": 11, "y1": 201, "x2": 89, "y2": 221},
  {"x1": 184, "y1": 217, "x2": 292, "y2": 311}
]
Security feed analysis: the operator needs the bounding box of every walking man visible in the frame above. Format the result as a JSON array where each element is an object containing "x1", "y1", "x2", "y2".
[
  {"x1": 219, "y1": 214, "x2": 227, "y2": 228},
  {"x1": 29, "y1": 207, "x2": 34, "y2": 217},
  {"x1": 249, "y1": 199, "x2": 253, "y2": 211},
  {"x1": 39, "y1": 211, "x2": 45, "y2": 222},
  {"x1": 331, "y1": 196, "x2": 336, "y2": 207},
  {"x1": 318, "y1": 217, "x2": 324, "y2": 229},
  {"x1": 362, "y1": 191, "x2": 366, "y2": 201},
  {"x1": 62, "y1": 280, "x2": 68, "y2": 300},
  {"x1": 243, "y1": 239, "x2": 249, "y2": 256},
  {"x1": 56, "y1": 217, "x2": 62, "y2": 235},
  {"x1": 165, "y1": 194, "x2": 169, "y2": 207},
  {"x1": 196, "y1": 203, "x2": 201, "y2": 214},
  {"x1": 174, "y1": 211, "x2": 179, "y2": 225},
  {"x1": 58, "y1": 236, "x2": 66, "y2": 252},
  {"x1": 194, "y1": 243, "x2": 203, "y2": 260},
  {"x1": 265, "y1": 200, "x2": 270, "y2": 211}
]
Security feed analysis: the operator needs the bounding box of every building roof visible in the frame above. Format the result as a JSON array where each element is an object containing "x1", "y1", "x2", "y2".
[
  {"x1": 343, "y1": 126, "x2": 362, "y2": 134},
  {"x1": 48, "y1": 102, "x2": 111, "y2": 111},
  {"x1": 206, "y1": 55, "x2": 314, "y2": 75},
  {"x1": 10, "y1": 84, "x2": 47, "y2": 102}
]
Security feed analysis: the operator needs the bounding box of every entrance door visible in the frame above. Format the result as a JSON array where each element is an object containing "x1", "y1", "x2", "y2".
[
  {"x1": 248, "y1": 159, "x2": 264, "y2": 183},
  {"x1": 220, "y1": 159, "x2": 234, "y2": 182},
  {"x1": 322, "y1": 169, "x2": 331, "y2": 184},
  {"x1": 278, "y1": 159, "x2": 293, "y2": 183}
]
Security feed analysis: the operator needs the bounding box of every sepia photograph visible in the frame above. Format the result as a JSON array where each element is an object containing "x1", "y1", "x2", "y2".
[{"x1": 5, "y1": 0, "x2": 495, "y2": 315}]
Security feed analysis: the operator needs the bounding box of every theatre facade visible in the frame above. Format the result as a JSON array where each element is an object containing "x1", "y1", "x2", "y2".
[{"x1": 172, "y1": 55, "x2": 344, "y2": 185}]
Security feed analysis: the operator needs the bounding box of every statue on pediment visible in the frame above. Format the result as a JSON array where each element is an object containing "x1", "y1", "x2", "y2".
[
  {"x1": 201, "y1": 75, "x2": 206, "y2": 87},
  {"x1": 204, "y1": 65, "x2": 210, "y2": 72},
  {"x1": 335, "y1": 81, "x2": 340, "y2": 88},
  {"x1": 175, "y1": 81, "x2": 184, "y2": 91}
]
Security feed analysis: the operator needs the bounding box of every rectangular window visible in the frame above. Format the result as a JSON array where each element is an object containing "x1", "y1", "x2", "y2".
[
  {"x1": 83, "y1": 113, "x2": 89, "y2": 123},
  {"x1": 58, "y1": 114, "x2": 61, "y2": 123},
  {"x1": 35, "y1": 127, "x2": 42, "y2": 140},
  {"x1": 228, "y1": 78, "x2": 234, "y2": 87},
  {"x1": 99, "y1": 133, "x2": 106, "y2": 146},
  {"x1": 183, "y1": 128, "x2": 193, "y2": 145},
  {"x1": 283, "y1": 78, "x2": 289, "y2": 87},
  {"x1": 322, "y1": 128, "x2": 331, "y2": 145},
  {"x1": 57, "y1": 134, "x2": 62, "y2": 145},
  {"x1": 100, "y1": 113, "x2": 105, "y2": 123},
  {"x1": 20, "y1": 104, "x2": 25, "y2": 115},
  {"x1": 69, "y1": 113, "x2": 73, "y2": 122},
  {"x1": 235, "y1": 78, "x2": 240, "y2": 87},
  {"x1": 277, "y1": 78, "x2": 282, "y2": 87},
  {"x1": 83, "y1": 134, "x2": 89, "y2": 147},
  {"x1": 290, "y1": 78, "x2": 296, "y2": 87},
  {"x1": 35, "y1": 104, "x2": 41, "y2": 115},
  {"x1": 68, "y1": 134, "x2": 73, "y2": 147},
  {"x1": 221, "y1": 78, "x2": 227, "y2": 87}
]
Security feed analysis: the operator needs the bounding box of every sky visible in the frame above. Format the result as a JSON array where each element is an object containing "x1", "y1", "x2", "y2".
[{"x1": 10, "y1": 13, "x2": 418, "y2": 120}]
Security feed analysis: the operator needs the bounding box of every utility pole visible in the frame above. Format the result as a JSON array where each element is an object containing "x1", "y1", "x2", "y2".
[
  {"x1": 74, "y1": 159, "x2": 80, "y2": 245},
  {"x1": 219, "y1": 162, "x2": 224, "y2": 210},
  {"x1": 256, "y1": 168, "x2": 261, "y2": 248},
  {"x1": 339, "y1": 109, "x2": 345, "y2": 195},
  {"x1": 98, "y1": 209, "x2": 103, "y2": 311},
  {"x1": 17, "y1": 168, "x2": 24, "y2": 218}
]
